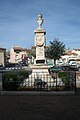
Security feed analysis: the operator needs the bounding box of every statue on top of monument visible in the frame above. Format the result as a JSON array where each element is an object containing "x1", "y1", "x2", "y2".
[{"x1": 37, "y1": 14, "x2": 43, "y2": 29}]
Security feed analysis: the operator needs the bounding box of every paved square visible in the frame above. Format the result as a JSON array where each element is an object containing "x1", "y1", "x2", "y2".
[{"x1": 0, "y1": 94, "x2": 80, "y2": 120}]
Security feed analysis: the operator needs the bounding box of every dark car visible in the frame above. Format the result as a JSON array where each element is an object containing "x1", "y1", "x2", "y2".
[
  {"x1": 19, "y1": 61, "x2": 28, "y2": 66},
  {"x1": 0, "y1": 64, "x2": 5, "y2": 70},
  {"x1": 48, "y1": 65, "x2": 78, "y2": 75},
  {"x1": 48, "y1": 66, "x2": 65, "y2": 74},
  {"x1": 62, "y1": 65, "x2": 79, "y2": 71},
  {"x1": 5, "y1": 63, "x2": 23, "y2": 70}
]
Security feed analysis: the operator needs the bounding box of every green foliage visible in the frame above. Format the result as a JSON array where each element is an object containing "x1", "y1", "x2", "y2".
[
  {"x1": 2, "y1": 70, "x2": 29, "y2": 91},
  {"x1": 58, "y1": 72, "x2": 69, "y2": 85},
  {"x1": 46, "y1": 38, "x2": 65, "y2": 65},
  {"x1": 29, "y1": 48, "x2": 36, "y2": 58},
  {"x1": 6, "y1": 50, "x2": 10, "y2": 60}
]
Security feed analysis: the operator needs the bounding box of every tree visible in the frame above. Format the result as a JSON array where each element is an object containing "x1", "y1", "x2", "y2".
[
  {"x1": 6, "y1": 50, "x2": 10, "y2": 62},
  {"x1": 28, "y1": 47, "x2": 36, "y2": 58},
  {"x1": 46, "y1": 38, "x2": 65, "y2": 66}
]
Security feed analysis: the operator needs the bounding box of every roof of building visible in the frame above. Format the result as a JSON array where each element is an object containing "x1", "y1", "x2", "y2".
[
  {"x1": 13, "y1": 46, "x2": 23, "y2": 50},
  {"x1": 73, "y1": 49, "x2": 80, "y2": 51},
  {"x1": 65, "y1": 51, "x2": 78, "y2": 56},
  {"x1": 0, "y1": 48, "x2": 6, "y2": 51},
  {"x1": 12, "y1": 46, "x2": 32, "y2": 53}
]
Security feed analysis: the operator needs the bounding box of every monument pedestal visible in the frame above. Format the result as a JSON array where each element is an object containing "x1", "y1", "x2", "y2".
[
  {"x1": 29, "y1": 64, "x2": 50, "y2": 82},
  {"x1": 34, "y1": 28, "x2": 46, "y2": 64},
  {"x1": 30, "y1": 64, "x2": 49, "y2": 73}
]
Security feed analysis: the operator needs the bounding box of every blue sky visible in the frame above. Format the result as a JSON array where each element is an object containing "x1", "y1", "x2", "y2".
[{"x1": 0, "y1": 0, "x2": 80, "y2": 50}]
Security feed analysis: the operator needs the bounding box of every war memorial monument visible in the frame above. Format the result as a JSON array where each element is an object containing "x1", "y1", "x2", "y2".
[{"x1": 30, "y1": 14, "x2": 49, "y2": 79}]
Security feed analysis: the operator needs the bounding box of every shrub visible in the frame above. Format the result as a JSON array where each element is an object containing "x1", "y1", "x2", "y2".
[
  {"x1": 58, "y1": 72, "x2": 69, "y2": 85},
  {"x1": 2, "y1": 70, "x2": 29, "y2": 91}
]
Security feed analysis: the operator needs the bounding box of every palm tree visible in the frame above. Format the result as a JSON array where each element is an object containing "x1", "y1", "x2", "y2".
[{"x1": 46, "y1": 38, "x2": 65, "y2": 66}]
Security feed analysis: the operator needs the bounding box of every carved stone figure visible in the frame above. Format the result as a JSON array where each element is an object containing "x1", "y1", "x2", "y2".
[{"x1": 37, "y1": 14, "x2": 43, "y2": 29}]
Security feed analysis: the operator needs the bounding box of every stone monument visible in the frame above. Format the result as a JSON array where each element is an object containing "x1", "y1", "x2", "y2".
[
  {"x1": 29, "y1": 14, "x2": 50, "y2": 83},
  {"x1": 34, "y1": 14, "x2": 46, "y2": 64}
]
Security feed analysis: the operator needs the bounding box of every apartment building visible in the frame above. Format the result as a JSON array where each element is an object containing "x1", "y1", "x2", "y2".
[
  {"x1": 10, "y1": 46, "x2": 29, "y2": 63},
  {"x1": 61, "y1": 49, "x2": 80, "y2": 64},
  {"x1": 0, "y1": 48, "x2": 6, "y2": 66}
]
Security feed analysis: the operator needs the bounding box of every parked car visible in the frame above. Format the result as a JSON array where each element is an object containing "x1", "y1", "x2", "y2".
[
  {"x1": 48, "y1": 65, "x2": 78, "y2": 77},
  {"x1": 62, "y1": 65, "x2": 79, "y2": 71},
  {"x1": 5, "y1": 63, "x2": 23, "y2": 70},
  {"x1": 0, "y1": 64, "x2": 5, "y2": 70},
  {"x1": 19, "y1": 61, "x2": 28, "y2": 66},
  {"x1": 48, "y1": 66, "x2": 65, "y2": 74}
]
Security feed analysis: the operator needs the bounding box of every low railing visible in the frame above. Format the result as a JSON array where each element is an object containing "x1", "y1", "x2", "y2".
[{"x1": 2, "y1": 70, "x2": 76, "y2": 93}]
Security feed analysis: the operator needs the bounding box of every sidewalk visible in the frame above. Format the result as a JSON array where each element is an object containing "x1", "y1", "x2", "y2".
[
  {"x1": 0, "y1": 90, "x2": 76, "y2": 95},
  {"x1": 0, "y1": 93, "x2": 80, "y2": 120}
]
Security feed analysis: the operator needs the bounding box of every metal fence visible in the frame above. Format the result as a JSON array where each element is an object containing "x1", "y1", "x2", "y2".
[{"x1": 2, "y1": 70, "x2": 76, "y2": 93}]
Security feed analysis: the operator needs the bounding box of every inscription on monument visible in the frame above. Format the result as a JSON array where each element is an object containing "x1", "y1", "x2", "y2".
[{"x1": 36, "y1": 46, "x2": 44, "y2": 59}]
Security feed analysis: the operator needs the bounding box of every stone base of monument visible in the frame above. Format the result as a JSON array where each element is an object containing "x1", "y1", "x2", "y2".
[
  {"x1": 30, "y1": 64, "x2": 50, "y2": 73},
  {"x1": 27, "y1": 64, "x2": 50, "y2": 87}
]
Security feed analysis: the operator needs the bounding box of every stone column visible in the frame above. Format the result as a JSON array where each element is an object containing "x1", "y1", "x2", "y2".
[{"x1": 34, "y1": 14, "x2": 46, "y2": 64}]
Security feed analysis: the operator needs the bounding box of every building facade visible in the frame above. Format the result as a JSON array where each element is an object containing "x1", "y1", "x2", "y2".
[
  {"x1": 10, "y1": 46, "x2": 29, "y2": 63},
  {"x1": 0, "y1": 48, "x2": 6, "y2": 66},
  {"x1": 61, "y1": 49, "x2": 80, "y2": 65}
]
